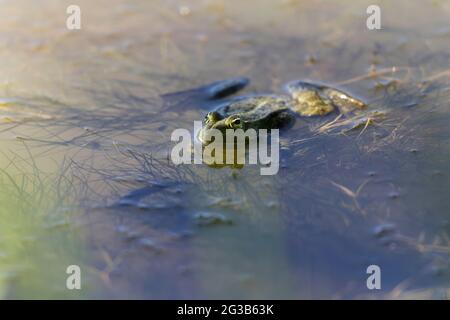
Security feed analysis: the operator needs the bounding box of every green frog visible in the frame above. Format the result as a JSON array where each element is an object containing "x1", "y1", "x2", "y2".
[{"x1": 194, "y1": 78, "x2": 367, "y2": 143}]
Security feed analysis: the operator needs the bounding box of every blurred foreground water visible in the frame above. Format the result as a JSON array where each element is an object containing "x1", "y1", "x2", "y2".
[{"x1": 1, "y1": 0, "x2": 450, "y2": 298}]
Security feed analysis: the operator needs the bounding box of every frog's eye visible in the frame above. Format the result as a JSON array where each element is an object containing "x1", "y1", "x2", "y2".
[{"x1": 230, "y1": 118, "x2": 241, "y2": 128}]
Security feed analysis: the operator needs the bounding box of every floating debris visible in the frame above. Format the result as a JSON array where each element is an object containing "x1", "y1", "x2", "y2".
[
  {"x1": 388, "y1": 191, "x2": 400, "y2": 199},
  {"x1": 206, "y1": 196, "x2": 241, "y2": 210},
  {"x1": 116, "y1": 225, "x2": 140, "y2": 241},
  {"x1": 372, "y1": 223, "x2": 397, "y2": 238},
  {"x1": 0, "y1": 97, "x2": 54, "y2": 122},
  {"x1": 178, "y1": 5, "x2": 191, "y2": 17},
  {"x1": 194, "y1": 212, "x2": 233, "y2": 226},
  {"x1": 316, "y1": 110, "x2": 388, "y2": 135},
  {"x1": 138, "y1": 238, "x2": 165, "y2": 253}
]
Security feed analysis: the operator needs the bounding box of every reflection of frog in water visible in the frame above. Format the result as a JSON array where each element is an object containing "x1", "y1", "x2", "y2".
[{"x1": 192, "y1": 78, "x2": 367, "y2": 144}]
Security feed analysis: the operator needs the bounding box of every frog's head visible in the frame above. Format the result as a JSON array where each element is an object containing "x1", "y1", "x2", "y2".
[{"x1": 199, "y1": 112, "x2": 244, "y2": 144}]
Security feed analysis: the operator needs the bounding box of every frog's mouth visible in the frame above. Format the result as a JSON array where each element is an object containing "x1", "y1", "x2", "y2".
[
  {"x1": 198, "y1": 111, "x2": 224, "y2": 144},
  {"x1": 197, "y1": 126, "x2": 210, "y2": 145},
  {"x1": 198, "y1": 124, "x2": 225, "y2": 145}
]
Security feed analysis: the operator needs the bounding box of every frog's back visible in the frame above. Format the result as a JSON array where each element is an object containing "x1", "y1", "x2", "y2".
[{"x1": 215, "y1": 95, "x2": 289, "y2": 117}]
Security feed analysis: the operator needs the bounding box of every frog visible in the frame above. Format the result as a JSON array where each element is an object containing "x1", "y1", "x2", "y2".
[
  {"x1": 186, "y1": 78, "x2": 367, "y2": 144},
  {"x1": 161, "y1": 77, "x2": 368, "y2": 144}
]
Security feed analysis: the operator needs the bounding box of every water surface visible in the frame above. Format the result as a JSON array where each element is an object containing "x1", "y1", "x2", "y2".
[{"x1": 1, "y1": 0, "x2": 450, "y2": 299}]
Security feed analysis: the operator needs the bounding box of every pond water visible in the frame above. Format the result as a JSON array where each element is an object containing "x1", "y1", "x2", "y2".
[{"x1": 1, "y1": 0, "x2": 450, "y2": 299}]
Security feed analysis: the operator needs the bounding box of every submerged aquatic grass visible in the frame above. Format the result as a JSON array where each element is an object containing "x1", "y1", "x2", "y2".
[{"x1": 0, "y1": 150, "x2": 89, "y2": 299}]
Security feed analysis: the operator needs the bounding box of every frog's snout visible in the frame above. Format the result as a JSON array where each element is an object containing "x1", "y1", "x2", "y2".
[{"x1": 204, "y1": 111, "x2": 223, "y2": 124}]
